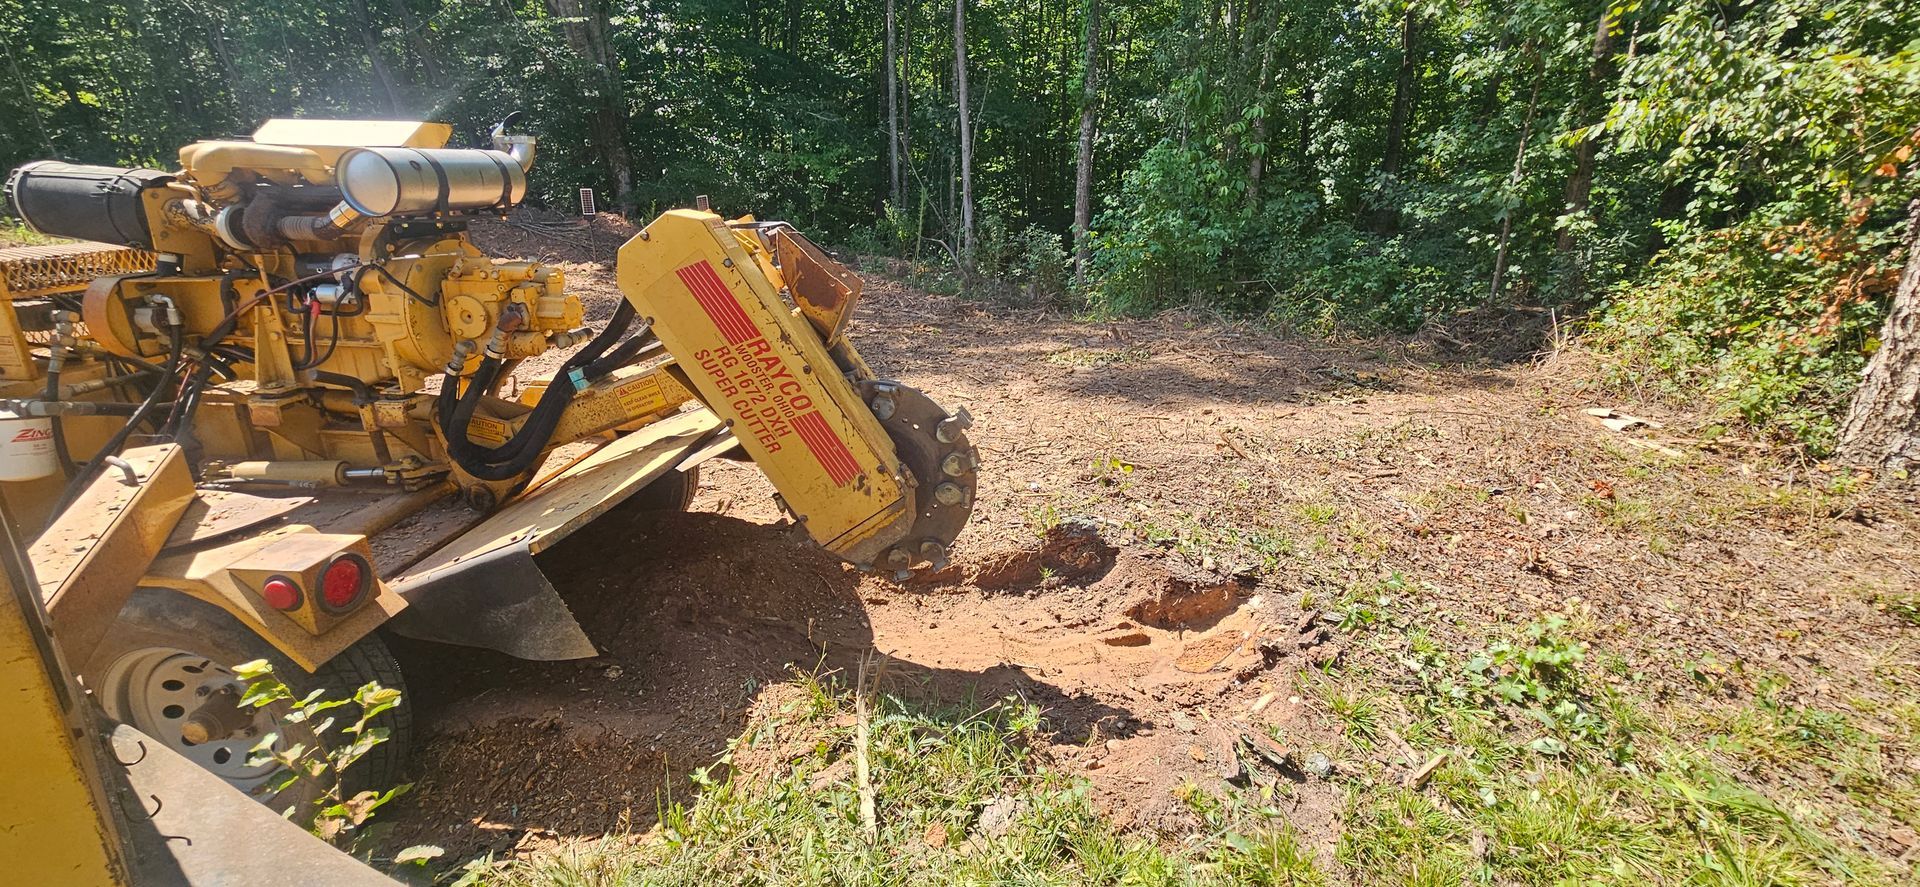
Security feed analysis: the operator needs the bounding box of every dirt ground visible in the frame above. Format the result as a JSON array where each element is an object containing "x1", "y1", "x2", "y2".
[{"x1": 375, "y1": 213, "x2": 1920, "y2": 870}]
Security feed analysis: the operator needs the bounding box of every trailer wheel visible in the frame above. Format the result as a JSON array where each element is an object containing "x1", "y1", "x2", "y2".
[
  {"x1": 82, "y1": 587, "x2": 412, "y2": 818},
  {"x1": 614, "y1": 465, "x2": 701, "y2": 513}
]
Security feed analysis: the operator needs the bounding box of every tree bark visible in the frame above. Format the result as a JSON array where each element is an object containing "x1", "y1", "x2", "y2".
[
  {"x1": 1071, "y1": 0, "x2": 1100, "y2": 288},
  {"x1": 886, "y1": 0, "x2": 902, "y2": 206},
  {"x1": 351, "y1": 0, "x2": 404, "y2": 113},
  {"x1": 1489, "y1": 65, "x2": 1542, "y2": 305},
  {"x1": 1836, "y1": 199, "x2": 1920, "y2": 478},
  {"x1": 548, "y1": 0, "x2": 633, "y2": 209},
  {"x1": 1375, "y1": 1, "x2": 1422, "y2": 233},
  {"x1": 1243, "y1": 28, "x2": 1275, "y2": 211},
  {"x1": 953, "y1": 0, "x2": 975, "y2": 263},
  {"x1": 1380, "y1": 2, "x2": 1420, "y2": 181},
  {"x1": 1557, "y1": 5, "x2": 1616, "y2": 256}
]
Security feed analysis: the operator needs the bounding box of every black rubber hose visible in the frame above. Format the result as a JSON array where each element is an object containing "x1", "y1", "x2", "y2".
[
  {"x1": 438, "y1": 303, "x2": 643, "y2": 481},
  {"x1": 51, "y1": 322, "x2": 182, "y2": 517},
  {"x1": 44, "y1": 342, "x2": 76, "y2": 477}
]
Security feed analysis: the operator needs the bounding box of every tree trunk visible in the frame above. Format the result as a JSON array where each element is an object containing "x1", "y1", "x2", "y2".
[
  {"x1": 548, "y1": 0, "x2": 633, "y2": 208},
  {"x1": 1836, "y1": 199, "x2": 1920, "y2": 478},
  {"x1": 387, "y1": 0, "x2": 442, "y2": 83},
  {"x1": 1375, "y1": 1, "x2": 1422, "y2": 233},
  {"x1": 1071, "y1": 0, "x2": 1100, "y2": 288},
  {"x1": 1380, "y1": 2, "x2": 1420, "y2": 181},
  {"x1": 886, "y1": 0, "x2": 902, "y2": 206},
  {"x1": 1244, "y1": 29, "x2": 1275, "y2": 211},
  {"x1": 2, "y1": 33, "x2": 54, "y2": 156},
  {"x1": 953, "y1": 0, "x2": 975, "y2": 263},
  {"x1": 1557, "y1": 5, "x2": 1616, "y2": 256},
  {"x1": 1489, "y1": 66, "x2": 1542, "y2": 305},
  {"x1": 351, "y1": 0, "x2": 404, "y2": 113}
]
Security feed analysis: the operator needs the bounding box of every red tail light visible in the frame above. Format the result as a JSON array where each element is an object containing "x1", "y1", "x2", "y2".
[
  {"x1": 261, "y1": 576, "x2": 302, "y2": 611},
  {"x1": 320, "y1": 554, "x2": 371, "y2": 611}
]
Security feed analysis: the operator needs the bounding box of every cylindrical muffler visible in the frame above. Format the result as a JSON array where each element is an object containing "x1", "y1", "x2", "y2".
[
  {"x1": 335, "y1": 147, "x2": 527, "y2": 218},
  {"x1": 4, "y1": 162, "x2": 172, "y2": 249},
  {"x1": 0, "y1": 404, "x2": 57, "y2": 482}
]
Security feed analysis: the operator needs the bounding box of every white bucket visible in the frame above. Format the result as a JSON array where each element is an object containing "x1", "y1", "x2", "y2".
[{"x1": 0, "y1": 405, "x2": 58, "y2": 482}]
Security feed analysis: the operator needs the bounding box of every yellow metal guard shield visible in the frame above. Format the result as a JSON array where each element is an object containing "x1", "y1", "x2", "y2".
[{"x1": 615, "y1": 210, "x2": 912, "y2": 563}]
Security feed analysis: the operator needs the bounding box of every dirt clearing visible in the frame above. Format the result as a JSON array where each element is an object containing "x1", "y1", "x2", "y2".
[{"x1": 379, "y1": 218, "x2": 1920, "y2": 881}]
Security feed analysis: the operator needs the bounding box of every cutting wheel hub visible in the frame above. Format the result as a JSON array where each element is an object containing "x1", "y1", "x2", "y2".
[{"x1": 861, "y1": 380, "x2": 978, "y2": 578}]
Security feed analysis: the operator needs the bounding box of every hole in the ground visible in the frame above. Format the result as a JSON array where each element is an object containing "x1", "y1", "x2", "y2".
[
  {"x1": 965, "y1": 520, "x2": 1118, "y2": 591},
  {"x1": 1124, "y1": 578, "x2": 1249, "y2": 632}
]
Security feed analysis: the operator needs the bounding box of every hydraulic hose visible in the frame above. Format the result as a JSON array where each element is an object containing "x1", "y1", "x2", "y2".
[
  {"x1": 437, "y1": 302, "x2": 643, "y2": 481},
  {"x1": 51, "y1": 321, "x2": 182, "y2": 516}
]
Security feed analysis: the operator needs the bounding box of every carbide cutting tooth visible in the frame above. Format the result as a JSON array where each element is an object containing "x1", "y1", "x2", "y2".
[
  {"x1": 941, "y1": 453, "x2": 969, "y2": 477},
  {"x1": 872, "y1": 395, "x2": 897, "y2": 421},
  {"x1": 934, "y1": 482, "x2": 966, "y2": 506},
  {"x1": 935, "y1": 408, "x2": 974, "y2": 443},
  {"x1": 919, "y1": 541, "x2": 949, "y2": 570}
]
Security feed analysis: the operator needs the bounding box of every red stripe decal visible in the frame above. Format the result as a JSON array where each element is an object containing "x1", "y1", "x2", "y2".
[
  {"x1": 793, "y1": 410, "x2": 860, "y2": 486},
  {"x1": 675, "y1": 261, "x2": 758, "y2": 345}
]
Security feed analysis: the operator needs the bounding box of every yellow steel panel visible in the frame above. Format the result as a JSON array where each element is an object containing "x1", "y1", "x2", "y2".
[
  {"x1": 615, "y1": 210, "x2": 911, "y2": 565},
  {"x1": 0, "y1": 537, "x2": 124, "y2": 885},
  {"x1": 29, "y1": 444, "x2": 195, "y2": 664},
  {"x1": 251, "y1": 118, "x2": 453, "y2": 149},
  {"x1": 399, "y1": 408, "x2": 722, "y2": 584}
]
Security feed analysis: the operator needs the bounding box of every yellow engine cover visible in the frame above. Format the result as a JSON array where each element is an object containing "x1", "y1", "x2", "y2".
[{"x1": 615, "y1": 210, "x2": 912, "y2": 566}]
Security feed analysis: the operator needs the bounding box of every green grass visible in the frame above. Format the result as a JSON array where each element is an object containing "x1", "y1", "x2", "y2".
[
  {"x1": 471, "y1": 676, "x2": 1330, "y2": 886},
  {"x1": 1314, "y1": 615, "x2": 1914, "y2": 887}
]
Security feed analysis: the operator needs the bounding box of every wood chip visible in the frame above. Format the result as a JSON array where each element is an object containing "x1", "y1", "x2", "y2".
[{"x1": 1405, "y1": 751, "x2": 1448, "y2": 790}]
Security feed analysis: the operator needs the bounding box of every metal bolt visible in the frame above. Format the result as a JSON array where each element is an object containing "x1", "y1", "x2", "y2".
[
  {"x1": 722, "y1": 258, "x2": 734, "y2": 268},
  {"x1": 934, "y1": 482, "x2": 966, "y2": 506},
  {"x1": 640, "y1": 230, "x2": 651, "y2": 240}
]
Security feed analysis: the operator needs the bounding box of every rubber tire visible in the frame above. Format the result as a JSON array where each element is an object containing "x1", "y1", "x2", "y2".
[
  {"x1": 82, "y1": 587, "x2": 412, "y2": 817},
  {"x1": 610, "y1": 465, "x2": 701, "y2": 514}
]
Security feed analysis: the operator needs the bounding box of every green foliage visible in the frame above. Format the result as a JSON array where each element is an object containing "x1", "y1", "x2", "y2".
[
  {"x1": 234, "y1": 659, "x2": 433, "y2": 868},
  {"x1": 1329, "y1": 618, "x2": 1908, "y2": 886},
  {"x1": 1586, "y1": 0, "x2": 1920, "y2": 449}
]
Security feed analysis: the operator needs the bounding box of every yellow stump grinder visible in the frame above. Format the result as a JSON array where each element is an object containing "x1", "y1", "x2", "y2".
[{"x1": 0, "y1": 118, "x2": 977, "y2": 814}]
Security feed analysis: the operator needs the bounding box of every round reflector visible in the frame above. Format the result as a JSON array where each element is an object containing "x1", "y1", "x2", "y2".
[
  {"x1": 320, "y1": 555, "x2": 368, "y2": 611},
  {"x1": 261, "y1": 577, "x2": 301, "y2": 611}
]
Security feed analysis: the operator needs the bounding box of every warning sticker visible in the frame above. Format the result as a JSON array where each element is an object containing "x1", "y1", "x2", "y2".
[
  {"x1": 613, "y1": 374, "x2": 669, "y2": 417},
  {"x1": 678, "y1": 260, "x2": 861, "y2": 487},
  {"x1": 465, "y1": 414, "x2": 510, "y2": 446}
]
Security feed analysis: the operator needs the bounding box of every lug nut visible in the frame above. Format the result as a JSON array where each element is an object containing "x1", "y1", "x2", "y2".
[{"x1": 934, "y1": 482, "x2": 967, "y2": 506}]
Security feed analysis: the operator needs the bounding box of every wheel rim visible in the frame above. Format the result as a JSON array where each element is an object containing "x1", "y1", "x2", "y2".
[{"x1": 96, "y1": 646, "x2": 294, "y2": 796}]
